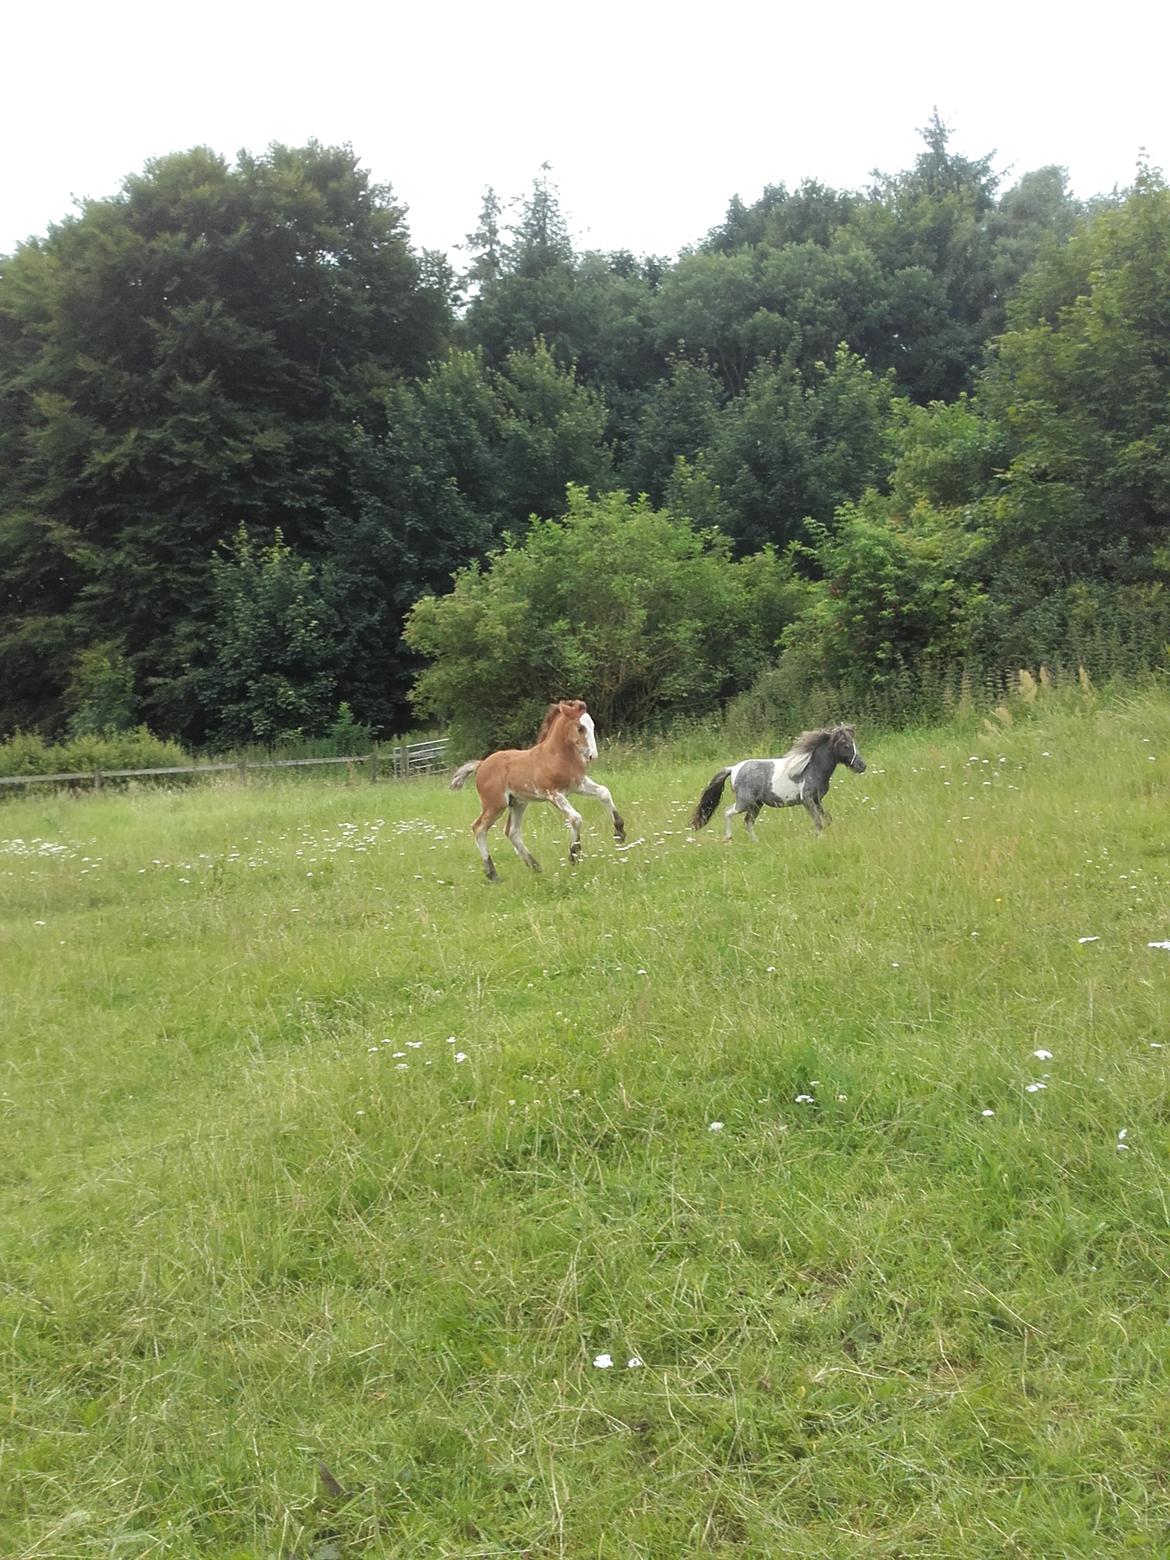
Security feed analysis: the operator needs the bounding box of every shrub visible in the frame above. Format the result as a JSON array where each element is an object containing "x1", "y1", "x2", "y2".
[
  {"x1": 404, "y1": 486, "x2": 808, "y2": 754},
  {"x1": 0, "y1": 726, "x2": 190, "y2": 779}
]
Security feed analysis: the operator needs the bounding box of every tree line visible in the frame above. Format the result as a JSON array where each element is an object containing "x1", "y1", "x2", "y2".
[{"x1": 1, "y1": 120, "x2": 1166, "y2": 750}]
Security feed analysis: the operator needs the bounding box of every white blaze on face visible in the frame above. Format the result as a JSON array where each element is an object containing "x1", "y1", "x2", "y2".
[{"x1": 580, "y1": 711, "x2": 598, "y2": 761}]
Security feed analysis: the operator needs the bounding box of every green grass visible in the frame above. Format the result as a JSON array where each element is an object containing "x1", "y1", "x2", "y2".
[{"x1": 2, "y1": 692, "x2": 1169, "y2": 1557}]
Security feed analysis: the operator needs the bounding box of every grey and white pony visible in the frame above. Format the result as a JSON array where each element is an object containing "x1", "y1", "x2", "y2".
[{"x1": 691, "y1": 725, "x2": 866, "y2": 840}]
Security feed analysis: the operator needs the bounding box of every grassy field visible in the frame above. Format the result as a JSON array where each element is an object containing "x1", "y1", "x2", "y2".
[{"x1": 3, "y1": 692, "x2": 1169, "y2": 1558}]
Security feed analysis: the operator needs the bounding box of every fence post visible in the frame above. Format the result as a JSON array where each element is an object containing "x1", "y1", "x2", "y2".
[
  {"x1": 238, "y1": 758, "x2": 247, "y2": 783},
  {"x1": 93, "y1": 770, "x2": 102, "y2": 792},
  {"x1": 369, "y1": 751, "x2": 379, "y2": 782}
]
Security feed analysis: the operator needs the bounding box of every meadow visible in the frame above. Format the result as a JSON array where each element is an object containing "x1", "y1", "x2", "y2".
[{"x1": 2, "y1": 692, "x2": 1169, "y2": 1558}]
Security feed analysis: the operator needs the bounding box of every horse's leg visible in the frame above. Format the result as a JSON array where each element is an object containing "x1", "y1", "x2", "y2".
[
  {"x1": 743, "y1": 803, "x2": 761, "y2": 841},
  {"x1": 471, "y1": 799, "x2": 507, "y2": 880},
  {"x1": 570, "y1": 774, "x2": 625, "y2": 843},
  {"x1": 802, "y1": 795, "x2": 828, "y2": 834},
  {"x1": 549, "y1": 792, "x2": 585, "y2": 862},
  {"x1": 722, "y1": 782, "x2": 750, "y2": 842},
  {"x1": 504, "y1": 800, "x2": 541, "y2": 873}
]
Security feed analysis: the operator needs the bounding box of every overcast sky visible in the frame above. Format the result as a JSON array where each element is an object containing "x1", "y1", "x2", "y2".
[{"x1": 4, "y1": 0, "x2": 1168, "y2": 262}]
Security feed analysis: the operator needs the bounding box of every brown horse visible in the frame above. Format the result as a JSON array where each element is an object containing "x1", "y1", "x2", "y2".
[{"x1": 450, "y1": 700, "x2": 625, "y2": 881}]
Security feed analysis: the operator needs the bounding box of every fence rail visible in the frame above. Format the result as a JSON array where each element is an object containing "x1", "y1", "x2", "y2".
[{"x1": 0, "y1": 739, "x2": 449, "y2": 792}]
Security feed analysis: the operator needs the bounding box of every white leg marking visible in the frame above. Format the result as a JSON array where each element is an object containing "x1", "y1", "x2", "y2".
[
  {"x1": 550, "y1": 792, "x2": 584, "y2": 857},
  {"x1": 572, "y1": 773, "x2": 622, "y2": 832}
]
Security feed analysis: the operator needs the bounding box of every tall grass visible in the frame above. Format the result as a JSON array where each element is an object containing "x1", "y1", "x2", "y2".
[{"x1": 2, "y1": 691, "x2": 1169, "y2": 1556}]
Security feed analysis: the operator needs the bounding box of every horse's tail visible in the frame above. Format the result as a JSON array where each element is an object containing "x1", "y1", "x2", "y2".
[
  {"x1": 449, "y1": 759, "x2": 481, "y2": 791},
  {"x1": 692, "y1": 767, "x2": 732, "y2": 829}
]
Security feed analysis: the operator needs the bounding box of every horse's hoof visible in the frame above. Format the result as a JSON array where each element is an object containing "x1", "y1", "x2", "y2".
[{"x1": 529, "y1": 860, "x2": 542, "y2": 874}]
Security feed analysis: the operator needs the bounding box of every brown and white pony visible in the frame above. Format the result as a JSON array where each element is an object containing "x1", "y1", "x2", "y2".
[{"x1": 450, "y1": 699, "x2": 625, "y2": 881}]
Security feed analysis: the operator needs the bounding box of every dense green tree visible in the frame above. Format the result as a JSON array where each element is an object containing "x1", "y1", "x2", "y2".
[
  {"x1": 322, "y1": 358, "x2": 501, "y2": 733},
  {"x1": 318, "y1": 343, "x2": 614, "y2": 732},
  {"x1": 705, "y1": 180, "x2": 860, "y2": 254},
  {"x1": 986, "y1": 166, "x2": 1084, "y2": 302},
  {"x1": 982, "y1": 163, "x2": 1170, "y2": 595},
  {"x1": 202, "y1": 527, "x2": 339, "y2": 747},
  {"x1": 651, "y1": 249, "x2": 763, "y2": 393},
  {"x1": 508, "y1": 164, "x2": 574, "y2": 277},
  {"x1": 0, "y1": 142, "x2": 449, "y2": 739},
  {"x1": 462, "y1": 186, "x2": 507, "y2": 290},
  {"x1": 790, "y1": 496, "x2": 988, "y2": 694},
  {"x1": 492, "y1": 340, "x2": 614, "y2": 521},
  {"x1": 0, "y1": 126, "x2": 1133, "y2": 744},
  {"x1": 698, "y1": 346, "x2": 900, "y2": 552},
  {"x1": 64, "y1": 642, "x2": 137, "y2": 736},
  {"x1": 620, "y1": 357, "x2": 726, "y2": 502}
]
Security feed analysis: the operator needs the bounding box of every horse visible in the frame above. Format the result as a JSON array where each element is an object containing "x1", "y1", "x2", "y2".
[
  {"x1": 449, "y1": 699, "x2": 626, "y2": 881},
  {"x1": 691, "y1": 725, "x2": 866, "y2": 840}
]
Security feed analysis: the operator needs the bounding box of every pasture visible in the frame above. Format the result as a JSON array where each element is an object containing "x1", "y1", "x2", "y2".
[{"x1": 2, "y1": 694, "x2": 1169, "y2": 1557}]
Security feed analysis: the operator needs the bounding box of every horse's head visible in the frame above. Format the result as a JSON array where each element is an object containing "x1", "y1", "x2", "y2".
[
  {"x1": 832, "y1": 724, "x2": 866, "y2": 773},
  {"x1": 556, "y1": 699, "x2": 597, "y2": 762}
]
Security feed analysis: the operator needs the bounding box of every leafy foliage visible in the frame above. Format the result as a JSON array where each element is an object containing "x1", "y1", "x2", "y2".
[
  {"x1": 0, "y1": 142, "x2": 449, "y2": 740},
  {"x1": 404, "y1": 488, "x2": 807, "y2": 752},
  {"x1": 65, "y1": 641, "x2": 137, "y2": 737},
  {"x1": 984, "y1": 163, "x2": 1170, "y2": 594},
  {"x1": 0, "y1": 127, "x2": 1157, "y2": 746},
  {"x1": 0, "y1": 723, "x2": 188, "y2": 778},
  {"x1": 203, "y1": 528, "x2": 340, "y2": 748}
]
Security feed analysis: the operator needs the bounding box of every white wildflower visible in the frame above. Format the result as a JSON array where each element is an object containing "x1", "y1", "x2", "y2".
[{"x1": 593, "y1": 1353, "x2": 613, "y2": 1369}]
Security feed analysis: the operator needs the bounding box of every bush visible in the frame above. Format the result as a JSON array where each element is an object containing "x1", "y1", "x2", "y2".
[
  {"x1": 404, "y1": 486, "x2": 808, "y2": 754},
  {"x1": 0, "y1": 726, "x2": 191, "y2": 779}
]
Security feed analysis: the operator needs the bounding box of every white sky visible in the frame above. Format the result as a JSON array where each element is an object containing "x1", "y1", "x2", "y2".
[{"x1": 4, "y1": 0, "x2": 1168, "y2": 261}]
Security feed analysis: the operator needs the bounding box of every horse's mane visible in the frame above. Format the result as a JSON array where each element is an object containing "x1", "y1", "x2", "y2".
[
  {"x1": 786, "y1": 724, "x2": 855, "y2": 778},
  {"x1": 535, "y1": 699, "x2": 587, "y2": 745},
  {"x1": 535, "y1": 704, "x2": 563, "y2": 744}
]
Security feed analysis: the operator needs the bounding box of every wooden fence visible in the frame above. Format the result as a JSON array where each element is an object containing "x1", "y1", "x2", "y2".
[{"x1": 0, "y1": 738, "x2": 450, "y2": 793}]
